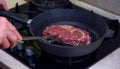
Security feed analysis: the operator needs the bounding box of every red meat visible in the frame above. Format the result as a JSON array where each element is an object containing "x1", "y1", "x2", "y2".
[{"x1": 42, "y1": 25, "x2": 91, "y2": 46}]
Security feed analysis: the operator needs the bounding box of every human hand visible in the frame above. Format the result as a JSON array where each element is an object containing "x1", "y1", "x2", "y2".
[
  {"x1": 0, "y1": 0, "x2": 8, "y2": 11},
  {"x1": 0, "y1": 17, "x2": 22, "y2": 49}
]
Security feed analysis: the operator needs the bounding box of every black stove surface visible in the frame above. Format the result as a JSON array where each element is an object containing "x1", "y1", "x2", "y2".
[
  {"x1": 4, "y1": 2, "x2": 120, "y2": 69},
  {"x1": 34, "y1": 50, "x2": 97, "y2": 69}
]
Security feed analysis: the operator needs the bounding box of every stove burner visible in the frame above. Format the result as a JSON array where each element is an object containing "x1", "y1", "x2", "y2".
[
  {"x1": 41, "y1": 0, "x2": 56, "y2": 9},
  {"x1": 30, "y1": 0, "x2": 71, "y2": 12},
  {"x1": 41, "y1": 50, "x2": 97, "y2": 64},
  {"x1": 35, "y1": 50, "x2": 98, "y2": 69}
]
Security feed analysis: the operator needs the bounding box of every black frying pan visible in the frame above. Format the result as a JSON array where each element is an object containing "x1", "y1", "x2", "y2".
[{"x1": 0, "y1": 9, "x2": 114, "y2": 57}]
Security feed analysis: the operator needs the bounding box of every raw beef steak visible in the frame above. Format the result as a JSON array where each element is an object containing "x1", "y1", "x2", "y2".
[{"x1": 42, "y1": 25, "x2": 91, "y2": 46}]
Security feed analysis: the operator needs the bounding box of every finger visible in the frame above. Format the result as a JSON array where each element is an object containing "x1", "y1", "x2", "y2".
[
  {"x1": 0, "y1": 37, "x2": 10, "y2": 49},
  {"x1": 7, "y1": 30, "x2": 18, "y2": 48},
  {"x1": 1, "y1": 4, "x2": 8, "y2": 11},
  {"x1": 0, "y1": 2, "x2": 8, "y2": 11},
  {"x1": 0, "y1": 39, "x2": 2, "y2": 49},
  {"x1": 7, "y1": 21, "x2": 22, "y2": 40}
]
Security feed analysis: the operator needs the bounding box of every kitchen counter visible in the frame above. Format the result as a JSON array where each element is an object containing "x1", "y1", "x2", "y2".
[
  {"x1": 0, "y1": 49, "x2": 30, "y2": 69},
  {"x1": 70, "y1": 0, "x2": 120, "y2": 22},
  {"x1": 4, "y1": 0, "x2": 26, "y2": 9},
  {"x1": 89, "y1": 47, "x2": 120, "y2": 69}
]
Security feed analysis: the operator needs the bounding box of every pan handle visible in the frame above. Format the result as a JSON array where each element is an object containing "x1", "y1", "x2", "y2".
[
  {"x1": 104, "y1": 28, "x2": 114, "y2": 38},
  {"x1": 0, "y1": 10, "x2": 28, "y2": 26}
]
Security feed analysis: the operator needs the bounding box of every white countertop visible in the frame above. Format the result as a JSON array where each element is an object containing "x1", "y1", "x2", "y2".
[
  {"x1": 0, "y1": 49, "x2": 30, "y2": 69},
  {"x1": 4, "y1": 0, "x2": 26, "y2": 9},
  {"x1": 70, "y1": 0, "x2": 120, "y2": 22},
  {"x1": 89, "y1": 47, "x2": 120, "y2": 69}
]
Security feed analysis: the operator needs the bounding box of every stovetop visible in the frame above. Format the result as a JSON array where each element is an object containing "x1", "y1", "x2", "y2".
[{"x1": 3, "y1": 1, "x2": 120, "y2": 69}]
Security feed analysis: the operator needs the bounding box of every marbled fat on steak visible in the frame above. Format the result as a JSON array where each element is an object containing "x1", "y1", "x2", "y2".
[{"x1": 42, "y1": 25, "x2": 91, "y2": 46}]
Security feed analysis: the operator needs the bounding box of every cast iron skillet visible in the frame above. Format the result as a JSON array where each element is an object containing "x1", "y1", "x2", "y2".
[{"x1": 0, "y1": 9, "x2": 114, "y2": 57}]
